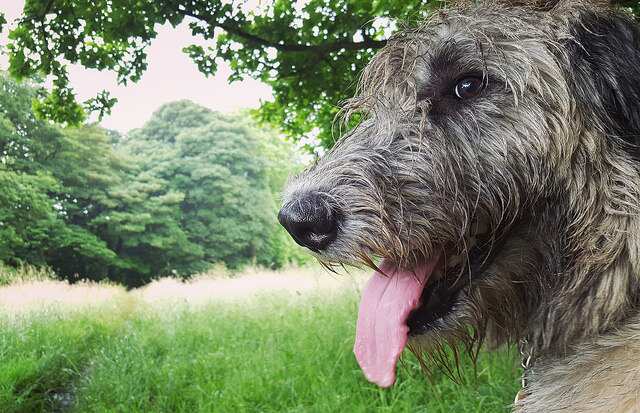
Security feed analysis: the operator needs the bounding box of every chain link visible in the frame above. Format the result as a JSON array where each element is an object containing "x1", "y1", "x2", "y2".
[
  {"x1": 514, "y1": 338, "x2": 535, "y2": 404},
  {"x1": 518, "y1": 338, "x2": 534, "y2": 389}
]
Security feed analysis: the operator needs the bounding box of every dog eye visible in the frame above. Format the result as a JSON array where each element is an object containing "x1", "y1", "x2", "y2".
[{"x1": 454, "y1": 77, "x2": 484, "y2": 99}]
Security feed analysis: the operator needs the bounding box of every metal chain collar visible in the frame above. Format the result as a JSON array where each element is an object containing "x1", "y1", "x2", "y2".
[
  {"x1": 515, "y1": 338, "x2": 534, "y2": 404},
  {"x1": 519, "y1": 338, "x2": 534, "y2": 387}
]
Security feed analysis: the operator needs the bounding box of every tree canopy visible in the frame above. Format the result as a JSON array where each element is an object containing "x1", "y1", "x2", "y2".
[
  {"x1": 5, "y1": 1, "x2": 640, "y2": 148},
  {"x1": 0, "y1": 74, "x2": 308, "y2": 286},
  {"x1": 3, "y1": 0, "x2": 435, "y2": 148}
]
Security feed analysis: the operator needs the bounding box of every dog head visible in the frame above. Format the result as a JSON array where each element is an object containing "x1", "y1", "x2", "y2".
[{"x1": 279, "y1": 0, "x2": 640, "y2": 387}]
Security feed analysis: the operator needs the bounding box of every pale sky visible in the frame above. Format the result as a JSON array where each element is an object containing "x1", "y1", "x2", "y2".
[{"x1": 0, "y1": 1, "x2": 273, "y2": 133}]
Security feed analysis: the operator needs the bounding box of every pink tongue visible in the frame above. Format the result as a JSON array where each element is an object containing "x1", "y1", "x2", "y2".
[{"x1": 354, "y1": 259, "x2": 439, "y2": 387}]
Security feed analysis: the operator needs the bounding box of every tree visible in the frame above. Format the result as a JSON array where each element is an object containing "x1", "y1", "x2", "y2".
[
  {"x1": 6, "y1": 1, "x2": 640, "y2": 148},
  {"x1": 0, "y1": 71, "x2": 307, "y2": 284},
  {"x1": 41, "y1": 123, "x2": 203, "y2": 285},
  {"x1": 0, "y1": 74, "x2": 201, "y2": 284},
  {"x1": 252, "y1": 117, "x2": 312, "y2": 268},
  {"x1": 0, "y1": 74, "x2": 119, "y2": 274},
  {"x1": 90, "y1": 170, "x2": 204, "y2": 286},
  {"x1": 120, "y1": 101, "x2": 303, "y2": 270},
  {"x1": 0, "y1": 74, "x2": 63, "y2": 175},
  {"x1": 0, "y1": 169, "x2": 59, "y2": 266},
  {"x1": 4, "y1": 0, "x2": 437, "y2": 148}
]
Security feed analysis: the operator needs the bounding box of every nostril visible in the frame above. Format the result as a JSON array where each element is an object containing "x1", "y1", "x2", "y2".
[{"x1": 278, "y1": 192, "x2": 340, "y2": 251}]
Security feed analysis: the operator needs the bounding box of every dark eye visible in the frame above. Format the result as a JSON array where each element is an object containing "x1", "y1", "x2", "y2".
[{"x1": 454, "y1": 77, "x2": 485, "y2": 99}]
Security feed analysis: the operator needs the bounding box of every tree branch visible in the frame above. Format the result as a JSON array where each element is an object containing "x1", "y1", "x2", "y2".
[{"x1": 182, "y1": 11, "x2": 387, "y2": 54}]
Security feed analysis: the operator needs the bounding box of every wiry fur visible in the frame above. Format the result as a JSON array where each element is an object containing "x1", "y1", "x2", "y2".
[{"x1": 281, "y1": 0, "x2": 640, "y2": 411}]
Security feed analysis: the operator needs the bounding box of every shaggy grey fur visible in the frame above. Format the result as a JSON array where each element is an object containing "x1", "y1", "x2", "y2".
[{"x1": 281, "y1": 0, "x2": 640, "y2": 410}]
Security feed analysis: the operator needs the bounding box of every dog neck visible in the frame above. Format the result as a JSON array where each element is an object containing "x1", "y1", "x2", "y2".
[
  {"x1": 515, "y1": 316, "x2": 640, "y2": 412},
  {"x1": 515, "y1": 135, "x2": 640, "y2": 411}
]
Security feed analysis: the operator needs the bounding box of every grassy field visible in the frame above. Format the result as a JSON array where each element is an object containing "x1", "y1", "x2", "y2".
[{"x1": 0, "y1": 268, "x2": 521, "y2": 412}]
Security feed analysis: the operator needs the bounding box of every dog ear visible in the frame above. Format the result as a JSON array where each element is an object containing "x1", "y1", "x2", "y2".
[{"x1": 564, "y1": 9, "x2": 640, "y2": 156}]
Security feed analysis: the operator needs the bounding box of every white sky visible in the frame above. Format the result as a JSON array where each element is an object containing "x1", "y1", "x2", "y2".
[{"x1": 0, "y1": 1, "x2": 273, "y2": 133}]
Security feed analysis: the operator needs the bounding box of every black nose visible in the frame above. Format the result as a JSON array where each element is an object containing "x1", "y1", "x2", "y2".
[{"x1": 278, "y1": 192, "x2": 340, "y2": 251}]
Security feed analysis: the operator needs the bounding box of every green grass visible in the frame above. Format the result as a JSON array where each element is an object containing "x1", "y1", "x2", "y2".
[
  {"x1": 0, "y1": 286, "x2": 520, "y2": 412},
  {"x1": 0, "y1": 299, "x2": 132, "y2": 412}
]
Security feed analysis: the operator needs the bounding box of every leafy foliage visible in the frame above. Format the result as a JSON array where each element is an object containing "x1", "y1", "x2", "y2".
[
  {"x1": 0, "y1": 75, "x2": 306, "y2": 285},
  {"x1": 6, "y1": 1, "x2": 640, "y2": 148},
  {"x1": 0, "y1": 75, "x2": 117, "y2": 272},
  {"x1": 5, "y1": 0, "x2": 434, "y2": 148},
  {"x1": 119, "y1": 100, "x2": 299, "y2": 273}
]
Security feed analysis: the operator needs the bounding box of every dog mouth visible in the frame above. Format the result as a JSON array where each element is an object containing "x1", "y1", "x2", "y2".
[
  {"x1": 353, "y1": 221, "x2": 500, "y2": 388},
  {"x1": 406, "y1": 234, "x2": 498, "y2": 336}
]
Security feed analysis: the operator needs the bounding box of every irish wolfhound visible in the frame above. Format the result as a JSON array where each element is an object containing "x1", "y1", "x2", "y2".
[{"x1": 278, "y1": 0, "x2": 640, "y2": 411}]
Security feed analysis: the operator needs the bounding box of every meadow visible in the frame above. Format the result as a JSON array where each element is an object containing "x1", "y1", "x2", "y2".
[{"x1": 0, "y1": 267, "x2": 521, "y2": 413}]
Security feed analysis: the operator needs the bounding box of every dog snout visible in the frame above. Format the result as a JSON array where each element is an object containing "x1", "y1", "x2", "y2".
[{"x1": 278, "y1": 192, "x2": 340, "y2": 252}]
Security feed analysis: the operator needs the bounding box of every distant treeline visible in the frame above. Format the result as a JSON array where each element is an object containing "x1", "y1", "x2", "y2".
[{"x1": 0, "y1": 75, "x2": 309, "y2": 286}]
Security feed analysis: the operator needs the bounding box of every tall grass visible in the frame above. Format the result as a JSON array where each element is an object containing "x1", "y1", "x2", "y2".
[
  {"x1": 0, "y1": 264, "x2": 56, "y2": 286},
  {"x1": 0, "y1": 269, "x2": 521, "y2": 412},
  {"x1": 0, "y1": 296, "x2": 132, "y2": 413}
]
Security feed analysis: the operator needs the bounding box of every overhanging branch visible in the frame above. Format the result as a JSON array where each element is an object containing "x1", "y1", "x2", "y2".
[{"x1": 182, "y1": 10, "x2": 387, "y2": 54}]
